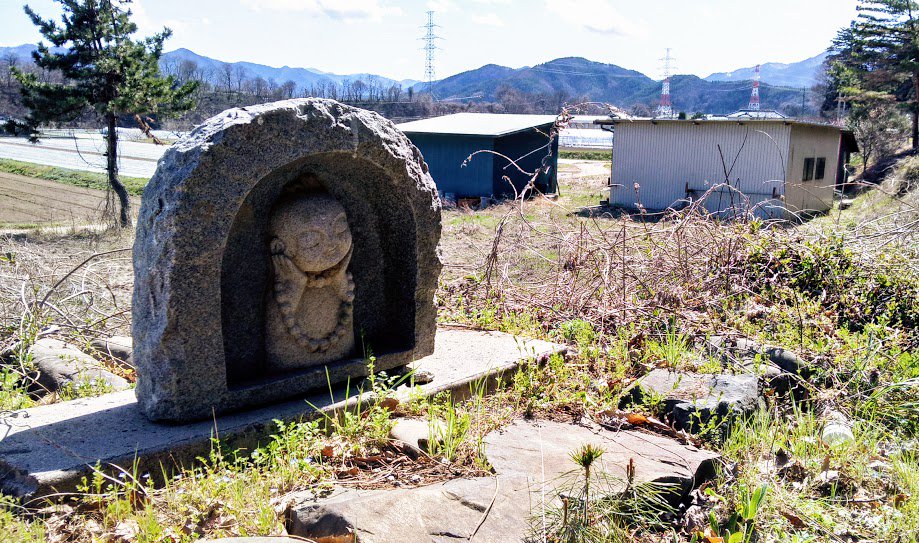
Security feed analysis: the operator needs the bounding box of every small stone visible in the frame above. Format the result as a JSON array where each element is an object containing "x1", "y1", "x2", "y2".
[
  {"x1": 624, "y1": 369, "x2": 759, "y2": 432},
  {"x1": 868, "y1": 460, "x2": 889, "y2": 473},
  {"x1": 389, "y1": 418, "x2": 436, "y2": 457},
  {"x1": 822, "y1": 422, "x2": 855, "y2": 447},
  {"x1": 28, "y1": 338, "x2": 129, "y2": 396},
  {"x1": 815, "y1": 470, "x2": 840, "y2": 488},
  {"x1": 763, "y1": 346, "x2": 806, "y2": 375},
  {"x1": 411, "y1": 369, "x2": 435, "y2": 385},
  {"x1": 90, "y1": 336, "x2": 133, "y2": 369}
]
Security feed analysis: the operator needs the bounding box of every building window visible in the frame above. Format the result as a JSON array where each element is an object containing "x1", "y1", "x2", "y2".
[
  {"x1": 803, "y1": 158, "x2": 815, "y2": 181},
  {"x1": 815, "y1": 157, "x2": 826, "y2": 180}
]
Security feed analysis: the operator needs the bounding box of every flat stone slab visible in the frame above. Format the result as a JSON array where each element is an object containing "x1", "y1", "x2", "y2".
[
  {"x1": 290, "y1": 419, "x2": 719, "y2": 542},
  {"x1": 290, "y1": 475, "x2": 532, "y2": 543},
  {"x1": 627, "y1": 369, "x2": 759, "y2": 431},
  {"x1": 28, "y1": 338, "x2": 130, "y2": 395},
  {"x1": 0, "y1": 329, "x2": 563, "y2": 499},
  {"x1": 484, "y1": 419, "x2": 719, "y2": 498}
]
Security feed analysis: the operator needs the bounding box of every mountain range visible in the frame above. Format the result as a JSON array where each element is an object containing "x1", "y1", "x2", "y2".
[
  {"x1": 705, "y1": 51, "x2": 830, "y2": 88},
  {"x1": 1, "y1": 44, "x2": 828, "y2": 114},
  {"x1": 425, "y1": 57, "x2": 814, "y2": 115}
]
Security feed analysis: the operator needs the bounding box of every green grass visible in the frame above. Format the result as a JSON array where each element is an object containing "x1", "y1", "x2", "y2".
[
  {"x1": 560, "y1": 150, "x2": 612, "y2": 161},
  {"x1": 0, "y1": 158, "x2": 149, "y2": 196}
]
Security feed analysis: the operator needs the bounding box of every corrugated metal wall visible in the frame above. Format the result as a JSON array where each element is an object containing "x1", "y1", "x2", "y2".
[
  {"x1": 407, "y1": 134, "x2": 495, "y2": 197},
  {"x1": 610, "y1": 121, "x2": 791, "y2": 215},
  {"x1": 785, "y1": 125, "x2": 841, "y2": 216},
  {"x1": 493, "y1": 129, "x2": 559, "y2": 197}
]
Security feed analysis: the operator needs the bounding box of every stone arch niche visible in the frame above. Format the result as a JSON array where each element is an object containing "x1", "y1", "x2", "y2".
[{"x1": 133, "y1": 99, "x2": 441, "y2": 422}]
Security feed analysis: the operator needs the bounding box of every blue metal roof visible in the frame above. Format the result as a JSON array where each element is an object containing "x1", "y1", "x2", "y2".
[{"x1": 397, "y1": 113, "x2": 558, "y2": 137}]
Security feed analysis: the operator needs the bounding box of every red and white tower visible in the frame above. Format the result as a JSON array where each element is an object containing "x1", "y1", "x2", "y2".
[
  {"x1": 748, "y1": 64, "x2": 761, "y2": 111},
  {"x1": 656, "y1": 48, "x2": 674, "y2": 118}
]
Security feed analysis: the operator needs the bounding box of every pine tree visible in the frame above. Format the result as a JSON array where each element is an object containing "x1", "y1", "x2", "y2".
[
  {"x1": 12, "y1": 0, "x2": 197, "y2": 227},
  {"x1": 832, "y1": 0, "x2": 919, "y2": 149}
]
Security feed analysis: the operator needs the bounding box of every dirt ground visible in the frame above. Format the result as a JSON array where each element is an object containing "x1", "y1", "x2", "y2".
[{"x1": 0, "y1": 171, "x2": 113, "y2": 226}]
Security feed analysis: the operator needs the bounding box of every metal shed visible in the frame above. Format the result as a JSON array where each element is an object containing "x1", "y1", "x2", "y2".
[
  {"x1": 599, "y1": 118, "x2": 855, "y2": 220},
  {"x1": 397, "y1": 113, "x2": 559, "y2": 199}
]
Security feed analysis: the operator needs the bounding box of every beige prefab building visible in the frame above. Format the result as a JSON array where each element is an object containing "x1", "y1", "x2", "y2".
[{"x1": 604, "y1": 118, "x2": 854, "y2": 219}]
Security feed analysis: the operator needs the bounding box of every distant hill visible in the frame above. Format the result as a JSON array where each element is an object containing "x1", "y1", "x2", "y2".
[
  {"x1": 705, "y1": 51, "x2": 829, "y2": 88},
  {"x1": 0, "y1": 45, "x2": 419, "y2": 92},
  {"x1": 0, "y1": 44, "x2": 818, "y2": 115},
  {"x1": 419, "y1": 57, "x2": 805, "y2": 115},
  {"x1": 162, "y1": 48, "x2": 421, "y2": 90}
]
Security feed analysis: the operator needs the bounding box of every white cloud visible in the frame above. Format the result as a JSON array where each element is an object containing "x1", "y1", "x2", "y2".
[
  {"x1": 472, "y1": 13, "x2": 505, "y2": 27},
  {"x1": 130, "y1": 1, "x2": 188, "y2": 37},
  {"x1": 240, "y1": 0, "x2": 400, "y2": 21},
  {"x1": 426, "y1": 0, "x2": 458, "y2": 13},
  {"x1": 545, "y1": 0, "x2": 646, "y2": 37},
  {"x1": 472, "y1": 0, "x2": 513, "y2": 3}
]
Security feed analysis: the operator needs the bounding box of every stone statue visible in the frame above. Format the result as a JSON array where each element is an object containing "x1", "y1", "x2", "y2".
[
  {"x1": 134, "y1": 99, "x2": 441, "y2": 421},
  {"x1": 265, "y1": 193, "x2": 356, "y2": 371}
]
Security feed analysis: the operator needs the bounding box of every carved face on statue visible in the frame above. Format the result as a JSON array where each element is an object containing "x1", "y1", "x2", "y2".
[
  {"x1": 265, "y1": 193, "x2": 356, "y2": 371},
  {"x1": 269, "y1": 195, "x2": 352, "y2": 273}
]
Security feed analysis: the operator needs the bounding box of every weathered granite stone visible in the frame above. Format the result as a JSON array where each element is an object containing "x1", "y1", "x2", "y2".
[
  {"x1": 133, "y1": 99, "x2": 441, "y2": 421},
  {"x1": 28, "y1": 338, "x2": 129, "y2": 395},
  {"x1": 90, "y1": 336, "x2": 133, "y2": 369},
  {"x1": 626, "y1": 370, "x2": 759, "y2": 432}
]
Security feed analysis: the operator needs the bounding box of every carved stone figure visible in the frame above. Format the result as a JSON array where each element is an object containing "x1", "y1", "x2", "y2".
[
  {"x1": 133, "y1": 98, "x2": 442, "y2": 422},
  {"x1": 265, "y1": 193, "x2": 356, "y2": 370}
]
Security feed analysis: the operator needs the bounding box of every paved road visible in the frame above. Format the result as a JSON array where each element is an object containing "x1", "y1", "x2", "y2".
[{"x1": 0, "y1": 134, "x2": 167, "y2": 178}]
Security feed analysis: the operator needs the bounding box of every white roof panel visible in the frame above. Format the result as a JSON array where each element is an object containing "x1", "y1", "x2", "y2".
[{"x1": 397, "y1": 113, "x2": 558, "y2": 137}]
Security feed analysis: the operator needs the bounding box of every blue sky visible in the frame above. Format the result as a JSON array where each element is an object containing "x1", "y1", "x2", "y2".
[{"x1": 0, "y1": 0, "x2": 860, "y2": 81}]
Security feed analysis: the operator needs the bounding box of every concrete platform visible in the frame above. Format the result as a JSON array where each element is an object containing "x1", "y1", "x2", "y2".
[{"x1": 0, "y1": 329, "x2": 564, "y2": 499}]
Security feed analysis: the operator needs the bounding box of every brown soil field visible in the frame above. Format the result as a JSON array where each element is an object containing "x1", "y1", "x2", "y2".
[{"x1": 0, "y1": 171, "x2": 140, "y2": 226}]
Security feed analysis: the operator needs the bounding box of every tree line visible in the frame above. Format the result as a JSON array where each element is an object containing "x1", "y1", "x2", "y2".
[{"x1": 823, "y1": 0, "x2": 919, "y2": 175}]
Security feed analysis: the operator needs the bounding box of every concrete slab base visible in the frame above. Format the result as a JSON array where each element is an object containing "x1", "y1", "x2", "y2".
[{"x1": 0, "y1": 329, "x2": 564, "y2": 499}]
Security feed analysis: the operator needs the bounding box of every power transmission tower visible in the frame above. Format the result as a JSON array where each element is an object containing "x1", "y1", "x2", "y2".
[
  {"x1": 422, "y1": 11, "x2": 441, "y2": 96},
  {"x1": 747, "y1": 65, "x2": 761, "y2": 111},
  {"x1": 656, "y1": 48, "x2": 675, "y2": 118}
]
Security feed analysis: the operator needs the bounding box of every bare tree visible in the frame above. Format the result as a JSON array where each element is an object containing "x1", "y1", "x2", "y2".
[
  {"x1": 279, "y1": 80, "x2": 297, "y2": 99},
  {"x1": 2, "y1": 52, "x2": 18, "y2": 100},
  {"x1": 220, "y1": 63, "x2": 234, "y2": 94}
]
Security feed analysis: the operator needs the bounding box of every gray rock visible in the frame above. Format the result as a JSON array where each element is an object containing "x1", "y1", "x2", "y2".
[
  {"x1": 290, "y1": 476, "x2": 531, "y2": 543},
  {"x1": 90, "y1": 336, "x2": 133, "y2": 369},
  {"x1": 27, "y1": 338, "x2": 129, "y2": 395},
  {"x1": 706, "y1": 335, "x2": 808, "y2": 377},
  {"x1": 133, "y1": 99, "x2": 442, "y2": 422},
  {"x1": 705, "y1": 335, "x2": 762, "y2": 360},
  {"x1": 627, "y1": 370, "x2": 759, "y2": 432},
  {"x1": 484, "y1": 419, "x2": 719, "y2": 502},
  {"x1": 388, "y1": 418, "x2": 433, "y2": 458},
  {"x1": 762, "y1": 346, "x2": 806, "y2": 375},
  {"x1": 290, "y1": 419, "x2": 719, "y2": 542}
]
